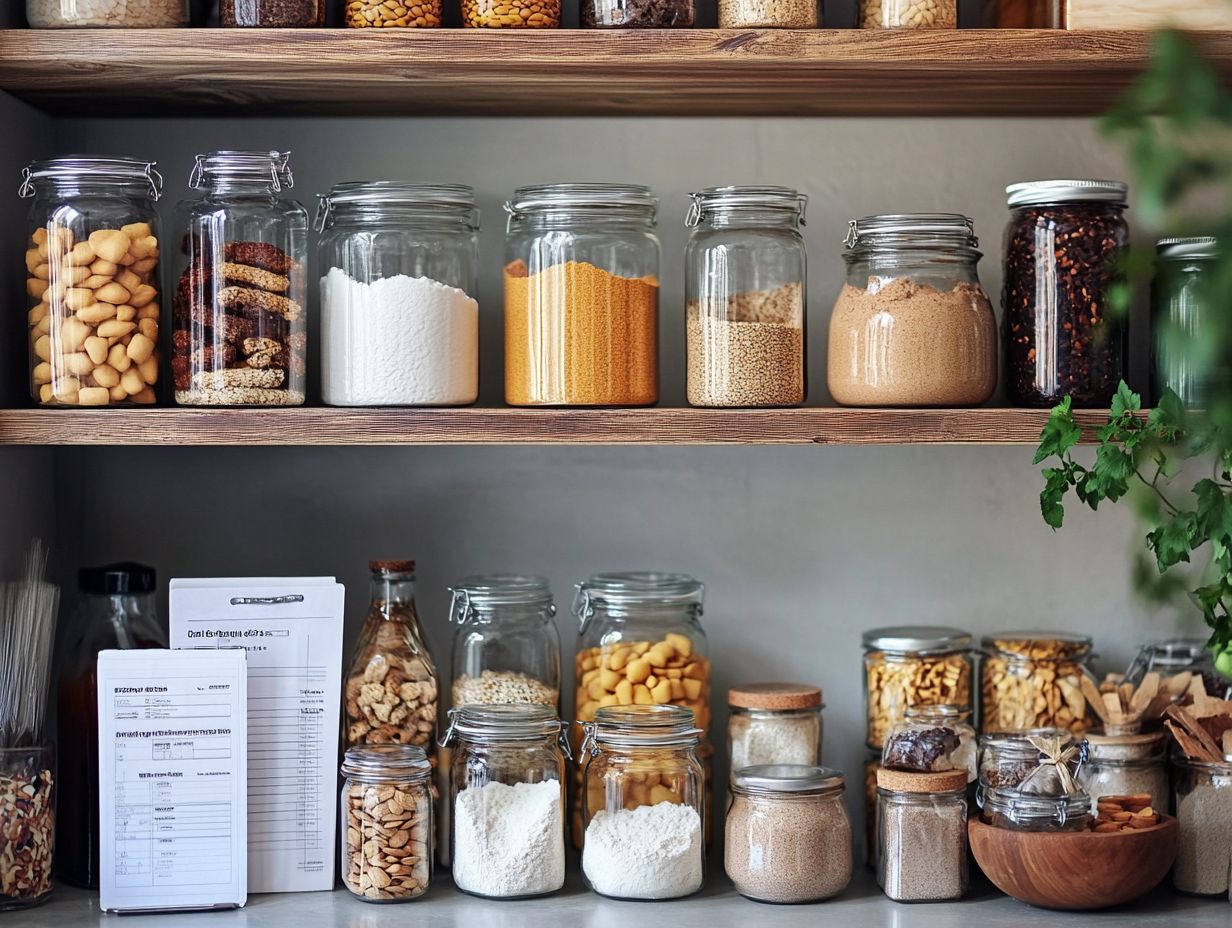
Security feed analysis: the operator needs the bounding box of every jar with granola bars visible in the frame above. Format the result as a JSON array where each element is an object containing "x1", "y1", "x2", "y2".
[
  {"x1": 862, "y1": 626, "x2": 973, "y2": 751},
  {"x1": 980, "y1": 632, "x2": 1094, "y2": 736}
]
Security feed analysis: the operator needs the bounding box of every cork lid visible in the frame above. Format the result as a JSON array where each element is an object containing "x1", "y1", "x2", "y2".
[
  {"x1": 728, "y1": 682, "x2": 823, "y2": 710},
  {"x1": 877, "y1": 767, "x2": 968, "y2": 793}
]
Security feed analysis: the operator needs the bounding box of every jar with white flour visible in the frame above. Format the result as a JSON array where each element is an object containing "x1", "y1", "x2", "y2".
[
  {"x1": 440, "y1": 704, "x2": 568, "y2": 899},
  {"x1": 316, "y1": 182, "x2": 479, "y2": 406}
]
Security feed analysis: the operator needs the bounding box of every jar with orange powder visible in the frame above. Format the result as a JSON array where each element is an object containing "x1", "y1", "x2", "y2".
[{"x1": 503, "y1": 183, "x2": 660, "y2": 406}]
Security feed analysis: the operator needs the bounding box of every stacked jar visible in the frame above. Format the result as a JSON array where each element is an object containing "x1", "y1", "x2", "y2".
[
  {"x1": 504, "y1": 184, "x2": 659, "y2": 406},
  {"x1": 174, "y1": 150, "x2": 307, "y2": 406},
  {"x1": 27, "y1": 0, "x2": 186, "y2": 25},
  {"x1": 1002, "y1": 179, "x2": 1129, "y2": 407},
  {"x1": 979, "y1": 728, "x2": 1069, "y2": 790},
  {"x1": 1152, "y1": 236, "x2": 1218, "y2": 409},
  {"x1": 317, "y1": 182, "x2": 479, "y2": 407},
  {"x1": 876, "y1": 768, "x2": 968, "y2": 901},
  {"x1": 885, "y1": 704, "x2": 977, "y2": 784},
  {"x1": 21, "y1": 157, "x2": 163, "y2": 407},
  {"x1": 980, "y1": 632, "x2": 1094, "y2": 736},
  {"x1": 727, "y1": 683, "x2": 823, "y2": 775},
  {"x1": 685, "y1": 186, "x2": 807, "y2": 408}
]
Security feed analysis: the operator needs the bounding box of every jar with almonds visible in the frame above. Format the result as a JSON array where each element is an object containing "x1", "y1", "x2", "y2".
[
  {"x1": 980, "y1": 632, "x2": 1094, "y2": 736},
  {"x1": 340, "y1": 744, "x2": 432, "y2": 902},
  {"x1": 862, "y1": 626, "x2": 973, "y2": 751}
]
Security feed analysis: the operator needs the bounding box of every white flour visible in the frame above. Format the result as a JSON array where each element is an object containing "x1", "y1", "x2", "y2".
[
  {"x1": 452, "y1": 779, "x2": 564, "y2": 898},
  {"x1": 582, "y1": 802, "x2": 704, "y2": 899},
  {"x1": 321, "y1": 268, "x2": 478, "y2": 406}
]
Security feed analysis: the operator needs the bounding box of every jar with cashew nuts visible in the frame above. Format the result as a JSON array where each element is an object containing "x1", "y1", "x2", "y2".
[
  {"x1": 859, "y1": 0, "x2": 956, "y2": 27},
  {"x1": 862, "y1": 626, "x2": 974, "y2": 751},
  {"x1": 20, "y1": 157, "x2": 163, "y2": 407},
  {"x1": 345, "y1": 0, "x2": 442, "y2": 27},
  {"x1": 340, "y1": 744, "x2": 433, "y2": 902},
  {"x1": 461, "y1": 0, "x2": 560, "y2": 27},
  {"x1": 980, "y1": 632, "x2": 1094, "y2": 737}
]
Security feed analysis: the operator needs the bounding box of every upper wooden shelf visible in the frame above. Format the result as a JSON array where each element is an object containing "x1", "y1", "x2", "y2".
[
  {"x1": 0, "y1": 406, "x2": 1108, "y2": 446},
  {"x1": 0, "y1": 29, "x2": 1229, "y2": 117}
]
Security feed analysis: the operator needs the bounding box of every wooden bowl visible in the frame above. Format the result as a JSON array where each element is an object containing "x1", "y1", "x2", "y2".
[{"x1": 968, "y1": 815, "x2": 1179, "y2": 910}]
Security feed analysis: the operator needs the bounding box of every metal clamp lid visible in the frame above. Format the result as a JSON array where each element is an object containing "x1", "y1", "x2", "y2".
[
  {"x1": 572, "y1": 572, "x2": 704, "y2": 632},
  {"x1": 504, "y1": 183, "x2": 658, "y2": 223},
  {"x1": 190, "y1": 150, "x2": 293, "y2": 192},
  {"x1": 579, "y1": 704, "x2": 701, "y2": 756},
  {"x1": 685, "y1": 185, "x2": 808, "y2": 227},
  {"x1": 844, "y1": 213, "x2": 977, "y2": 251},
  {"x1": 440, "y1": 704, "x2": 570, "y2": 759},
  {"x1": 314, "y1": 181, "x2": 479, "y2": 233},
  {"x1": 20, "y1": 157, "x2": 163, "y2": 201},
  {"x1": 340, "y1": 744, "x2": 432, "y2": 781},
  {"x1": 449, "y1": 574, "x2": 555, "y2": 625}
]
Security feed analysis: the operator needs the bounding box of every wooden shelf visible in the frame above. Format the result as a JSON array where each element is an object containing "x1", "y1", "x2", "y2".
[
  {"x1": 0, "y1": 406, "x2": 1112, "y2": 446},
  {"x1": 0, "y1": 29, "x2": 1229, "y2": 117}
]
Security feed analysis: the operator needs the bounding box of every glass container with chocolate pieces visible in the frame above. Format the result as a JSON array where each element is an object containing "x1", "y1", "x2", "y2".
[{"x1": 884, "y1": 705, "x2": 976, "y2": 783}]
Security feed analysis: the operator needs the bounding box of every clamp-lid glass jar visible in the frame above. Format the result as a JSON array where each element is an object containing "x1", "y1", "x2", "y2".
[
  {"x1": 862, "y1": 625, "x2": 973, "y2": 751},
  {"x1": 980, "y1": 786, "x2": 1093, "y2": 833},
  {"x1": 1151, "y1": 236, "x2": 1217, "y2": 409},
  {"x1": 876, "y1": 767, "x2": 968, "y2": 901},
  {"x1": 173, "y1": 150, "x2": 307, "y2": 407},
  {"x1": 441, "y1": 705, "x2": 568, "y2": 899},
  {"x1": 828, "y1": 213, "x2": 996, "y2": 407},
  {"x1": 504, "y1": 184, "x2": 660, "y2": 407},
  {"x1": 1078, "y1": 731, "x2": 1168, "y2": 811},
  {"x1": 1126, "y1": 637, "x2": 1230, "y2": 700},
  {"x1": 316, "y1": 182, "x2": 479, "y2": 407},
  {"x1": 449, "y1": 575, "x2": 560, "y2": 711},
  {"x1": 725, "y1": 765, "x2": 851, "y2": 904},
  {"x1": 860, "y1": 0, "x2": 955, "y2": 27},
  {"x1": 1003, "y1": 179, "x2": 1129, "y2": 407},
  {"x1": 21, "y1": 156, "x2": 163, "y2": 407},
  {"x1": 685, "y1": 186, "x2": 807, "y2": 408},
  {"x1": 27, "y1": 0, "x2": 186, "y2": 26},
  {"x1": 1172, "y1": 755, "x2": 1232, "y2": 896},
  {"x1": 580, "y1": 705, "x2": 705, "y2": 900},
  {"x1": 727, "y1": 682, "x2": 823, "y2": 775},
  {"x1": 978, "y1": 728, "x2": 1070, "y2": 789},
  {"x1": 340, "y1": 744, "x2": 433, "y2": 902},
  {"x1": 980, "y1": 632, "x2": 1094, "y2": 736},
  {"x1": 221, "y1": 0, "x2": 324, "y2": 25}
]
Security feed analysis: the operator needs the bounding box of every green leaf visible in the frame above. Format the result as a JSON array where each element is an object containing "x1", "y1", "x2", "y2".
[
  {"x1": 1034, "y1": 397, "x2": 1081, "y2": 465},
  {"x1": 1089, "y1": 442, "x2": 1136, "y2": 504},
  {"x1": 1148, "y1": 512, "x2": 1199, "y2": 571},
  {"x1": 1111, "y1": 381, "x2": 1142, "y2": 418},
  {"x1": 1040, "y1": 467, "x2": 1072, "y2": 529}
]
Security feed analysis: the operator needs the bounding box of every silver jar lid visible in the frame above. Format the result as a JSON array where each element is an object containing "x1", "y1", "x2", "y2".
[
  {"x1": 844, "y1": 213, "x2": 978, "y2": 250},
  {"x1": 1006, "y1": 179, "x2": 1128, "y2": 208},
  {"x1": 20, "y1": 156, "x2": 163, "y2": 200},
  {"x1": 982, "y1": 631, "x2": 1093, "y2": 657},
  {"x1": 315, "y1": 181, "x2": 478, "y2": 232},
  {"x1": 190, "y1": 150, "x2": 293, "y2": 191},
  {"x1": 580, "y1": 704, "x2": 701, "y2": 754},
  {"x1": 862, "y1": 626, "x2": 972, "y2": 654},
  {"x1": 442, "y1": 704, "x2": 565, "y2": 745},
  {"x1": 340, "y1": 744, "x2": 432, "y2": 782},
  {"x1": 732, "y1": 763, "x2": 844, "y2": 796},
  {"x1": 450, "y1": 574, "x2": 555, "y2": 624},
  {"x1": 573, "y1": 571, "x2": 703, "y2": 627},
  {"x1": 505, "y1": 183, "x2": 657, "y2": 220},
  {"x1": 686, "y1": 185, "x2": 807, "y2": 226},
  {"x1": 1157, "y1": 236, "x2": 1218, "y2": 261}
]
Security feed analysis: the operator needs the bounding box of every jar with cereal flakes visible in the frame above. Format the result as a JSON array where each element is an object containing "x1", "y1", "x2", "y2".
[
  {"x1": 862, "y1": 626, "x2": 973, "y2": 751},
  {"x1": 980, "y1": 632, "x2": 1093, "y2": 737},
  {"x1": 340, "y1": 744, "x2": 432, "y2": 902}
]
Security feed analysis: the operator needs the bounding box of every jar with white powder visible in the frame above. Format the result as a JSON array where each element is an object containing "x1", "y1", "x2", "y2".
[
  {"x1": 316, "y1": 182, "x2": 479, "y2": 407},
  {"x1": 727, "y1": 682, "x2": 823, "y2": 777},
  {"x1": 580, "y1": 704, "x2": 705, "y2": 900},
  {"x1": 440, "y1": 704, "x2": 567, "y2": 899}
]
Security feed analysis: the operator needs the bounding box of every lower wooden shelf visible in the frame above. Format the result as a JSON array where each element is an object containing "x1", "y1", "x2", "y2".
[{"x1": 0, "y1": 406, "x2": 1108, "y2": 446}]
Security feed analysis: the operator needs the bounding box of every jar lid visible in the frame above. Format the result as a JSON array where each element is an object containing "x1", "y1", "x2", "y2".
[
  {"x1": 728, "y1": 682, "x2": 822, "y2": 710},
  {"x1": 686, "y1": 186, "x2": 807, "y2": 226},
  {"x1": 905, "y1": 704, "x2": 971, "y2": 723},
  {"x1": 450, "y1": 574, "x2": 554, "y2": 624},
  {"x1": 370, "y1": 559, "x2": 415, "y2": 574},
  {"x1": 844, "y1": 213, "x2": 978, "y2": 251},
  {"x1": 314, "y1": 181, "x2": 478, "y2": 232},
  {"x1": 982, "y1": 631, "x2": 1093, "y2": 657},
  {"x1": 1086, "y1": 730, "x2": 1167, "y2": 757},
  {"x1": 877, "y1": 767, "x2": 968, "y2": 793},
  {"x1": 862, "y1": 626, "x2": 972, "y2": 654},
  {"x1": 20, "y1": 156, "x2": 163, "y2": 200},
  {"x1": 79, "y1": 562, "x2": 157, "y2": 595},
  {"x1": 443, "y1": 704, "x2": 562, "y2": 743},
  {"x1": 573, "y1": 572, "x2": 703, "y2": 628},
  {"x1": 1006, "y1": 179, "x2": 1128, "y2": 208},
  {"x1": 340, "y1": 744, "x2": 432, "y2": 781},
  {"x1": 1156, "y1": 236, "x2": 1218, "y2": 261},
  {"x1": 505, "y1": 183, "x2": 657, "y2": 219},
  {"x1": 732, "y1": 763, "x2": 844, "y2": 796},
  {"x1": 582, "y1": 704, "x2": 701, "y2": 752},
  {"x1": 190, "y1": 150, "x2": 293, "y2": 192}
]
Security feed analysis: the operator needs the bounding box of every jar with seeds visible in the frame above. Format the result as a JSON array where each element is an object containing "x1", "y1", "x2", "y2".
[
  {"x1": 462, "y1": 0, "x2": 560, "y2": 26},
  {"x1": 876, "y1": 767, "x2": 968, "y2": 901},
  {"x1": 859, "y1": 0, "x2": 955, "y2": 27},
  {"x1": 345, "y1": 0, "x2": 442, "y2": 25},
  {"x1": 980, "y1": 632, "x2": 1094, "y2": 736},
  {"x1": 862, "y1": 626, "x2": 973, "y2": 751},
  {"x1": 220, "y1": 0, "x2": 325, "y2": 24},
  {"x1": 340, "y1": 744, "x2": 433, "y2": 902}
]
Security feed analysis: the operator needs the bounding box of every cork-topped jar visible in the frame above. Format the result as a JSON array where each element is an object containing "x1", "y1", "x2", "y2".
[
  {"x1": 727, "y1": 683, "x2": 823, "y2": 777},
  {"x1": 876, "y1": 767, "x2": 969, "y2": 902}
]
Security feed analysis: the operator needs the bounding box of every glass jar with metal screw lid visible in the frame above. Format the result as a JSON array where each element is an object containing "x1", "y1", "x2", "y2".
[
  {"x1": 685, "y1": 186, "x2": 807, "y2": 408},
  {"x1": 727, "y1": 682, "x2": 823, "y2": 776},
  {"x1": 725, "y1": 765, "x2": 852, "y2": 903},
  {"x1": 877, "y1": 767, "x2": 969, "y2": 901},
  {"x1": 1152, "y1": 236, "x2": 1218, "y2": 409},
  {"x1": 340, "y1": 744, "x2": 433, "y2": 902},
  {"x1": 980, "y1": 632, "x2": 1095, "y2": 736}
]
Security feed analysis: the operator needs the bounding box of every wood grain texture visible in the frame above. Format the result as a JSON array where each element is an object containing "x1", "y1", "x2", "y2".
[
  {"x1": 0, "y1": 29, "x2": 1229, "y2": 116},
  {"x1": 0, "y1": 406, "x2": 1123, "y2": 446}
]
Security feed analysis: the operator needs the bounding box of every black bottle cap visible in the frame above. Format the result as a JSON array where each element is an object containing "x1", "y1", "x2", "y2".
[{"x1": 79, "y1": 562, "x2": 157, "y2": 595}]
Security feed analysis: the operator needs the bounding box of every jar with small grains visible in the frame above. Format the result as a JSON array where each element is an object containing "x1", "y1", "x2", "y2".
[
  {"x1": 978, "y1": 728, "x2": 1068, "y2": 790},
  {"x1": 340, "y1": 744, "x2": 433, "y2": 902},
  {"x1": 1172, "y1": 756, "x2": 1232, "y2": 896},
  {"x1": 221, "y1": 0, "x2": 325, "y2": 25},
  {"x1": 719, "y1": 0, "x2": 814, "y2": 27},
  {"x1": 876, "y1": 767, "x2": 968, "y2": 901},
  {"x1": 862, "y1": 626, "x2": 974, "y2": 751},
  {"x1": 860, "y1": 0, "x2": 955, "y2": 28},
  {"x1": 27, "y1": 0, "x2": 186, "y2": 26},
  {"x1": 728, "y1": 683, "x2": 823, "y2": 777},
  {"x1": 980, "y1": 786, "x2": 1093, "y2": 833},
  {"x1": 980, "y1": 632, "x2": 1094, "y2": 736},
  {"x1": 345, "y1": 0, "x2": 442, "y2": 26},
  {"x1": 1077, "y1": 731, "x2": 1168, "y2": 812},
  {"x1": 462, "y1": 0, "x2": 559, "y2": 27},
  {"x1": 863, "y1": 751, "x2": 881, "y2": 867}
]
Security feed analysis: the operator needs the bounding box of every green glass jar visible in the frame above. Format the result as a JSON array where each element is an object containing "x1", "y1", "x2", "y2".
[{"x1": 1151, "y1": 236, "x2": 1217, "y2": 408}]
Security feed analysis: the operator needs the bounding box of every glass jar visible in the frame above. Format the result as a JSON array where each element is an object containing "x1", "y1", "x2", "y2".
[
  {"x1": 981, "y1": 632, "x2": 1094, "y2": 736},
  {"x1": 725, "y1": 765, "x2": 852, "y2": 903},
  {"x1": 828, "y1": 214, "x2": 997, "y2": 407},
  {"x1": 345, "y1": 0, "x2": 442, "y2": 25},
  {"x1": 579, "y1": 705, "x2": 705, "y2": 900},
  {"x1": 718, "y1": 0, "x2": 814, "y2": 27},
  {"x1": 980, "y1": 786, "x2": 1093, "y2": 832},
  {"x1": 1152, "y1": 237, "x2": 1217, "y2": 409},
  {"x1": 450, "y1": 575, "x2": 561, "y2": 711},
  {"x1": 27, "y1": 0, "x2": 186, "y2": 25},
  {"x1": 504, "y1": 184, "x2": 660, "y2": 406},
  {"x1": 1078, "y1": 732, "x2": 1168, "y2": 811},
  {"x1": 316, "y1": 182, "x2": 479, "y2": 407},
  {"x1": 862, "y1": 626, "x2": 974, "y2": 751},
  {"x1": 876, "y1": 768, "x2": 968, "y2": 901},
  {"x1": 221, "y1": 0, "x2": 324, "y2": 25},
  {"x1": 883, "y1": 705, "x2": 976, "y2": 783},
  {"x1": 441, "y1": 705, "x2": 567, "y2": 898},
  {"x1": 685, "y1": 186, "x2": 807, "y2": 408},
  {"x1": 56, "y1": 564, "x2": 164, "y2": 889},
  {"x1": 978, "y1": 728, "x2": 1069, "y2": 789},
  {"x1": 344, "y1": 561, "x2": 439, "y2": 760},
  {"x1": 173, "y1": 150, "x2": 307, "y2": 407},
  {"x1": 1172, "y1": 756, "x2": 1232, "y2": 896},
  {"x1": 0, "y1": 745, "x2": 55, "y2": 911},
  {"x1": 862, "y1": 750, "x2": 880, "y2": 867},
  {"x1": 860, "y1": 0, "x2": 955, "y2": 26},
  {"x1": 1003, "y1": 179, "x2": 1129, "y2": 407},
  {"x1": 20, "y1": 157, "x2": 163, "y2": 408},
  {"x1": 582, "y1": 0, "x2": 693, "y2": 25},
  {"x1": 462, "y1": 0, "x2": 559, "y2": 25},
  {"x1": 984, "y1": 0, "x2": 1060, "y2": 26},
  {"x1": 1127, "y1": 637, "x2": 1230, "y2": 701},
  {"x1": 727, "y1": 683, "x2": 822, "y2": 775},
  {"x1": 340, "y1": 745, "x2": 432, "y2": 902}
]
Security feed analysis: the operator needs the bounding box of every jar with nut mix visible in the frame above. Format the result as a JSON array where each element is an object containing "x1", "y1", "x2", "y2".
[
  {"x1": 21, "y1": 157, "x2": 163, "y2": 408},
  {"x1": 862, "y1": 626, "x2": 973, "y2": 751},
  {"x1": 27, "y1": 0, "x2": 187, "y2": 26},
  {"x1": 981, "y1": 632, "x2": 1094, "y2": 737},
  {"x1": 462, "y1": 0, "x2": 559, "y2": 27},
  {"x1": 345, "y1": 0, "x2": 442, "y2": 26},
  {"x1": 340, "y1": 744, "x2": 433, "y2": 902},
  {"x1": 860, "y1": 0, "x2": 955, "y2": 27},
  {"x1": 173, "y1": 151, "x2": 307, "y2": 407},
  {"x1": 580, "y1": 705, "x2": 705, "y2": 899}
]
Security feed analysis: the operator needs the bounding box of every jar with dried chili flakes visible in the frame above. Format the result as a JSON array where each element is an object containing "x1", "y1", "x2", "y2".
[{"x1": 1002, "y1": 180, "x2": 1129, "y2": 408}]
